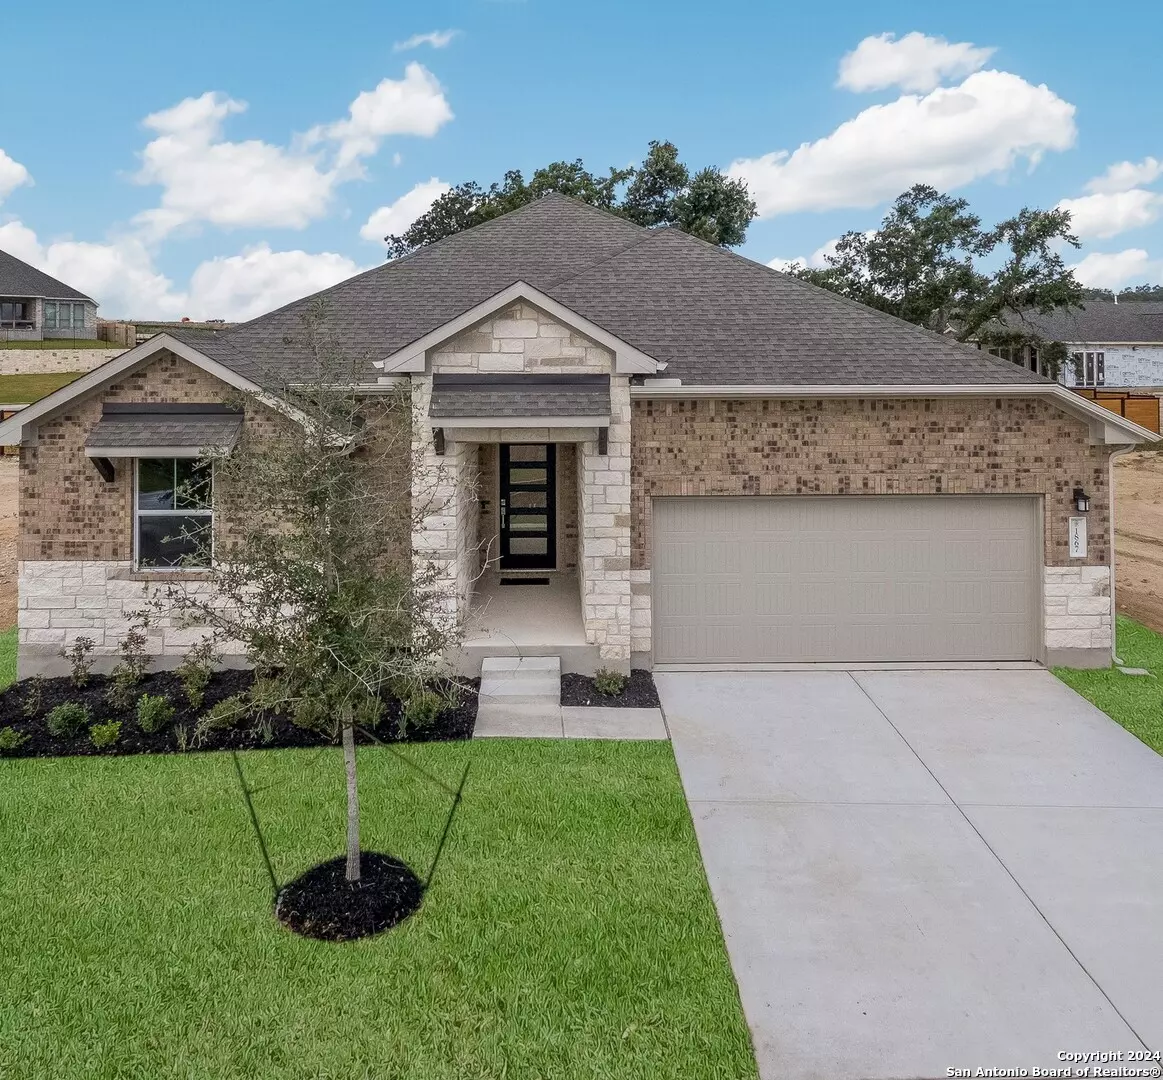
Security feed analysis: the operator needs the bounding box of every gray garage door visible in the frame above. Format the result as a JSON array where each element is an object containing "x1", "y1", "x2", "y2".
[{"x1": 652, "y1": 496, "x2": 1039, "y2": 664}]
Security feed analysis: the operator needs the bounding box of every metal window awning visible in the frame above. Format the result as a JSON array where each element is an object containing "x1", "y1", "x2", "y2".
[
  {"x1": 84, "y1": 403, "x2": 243, "y2": 459},
  {"x1": 427, "y1": 374, "x2": 610, "y2": 427}
]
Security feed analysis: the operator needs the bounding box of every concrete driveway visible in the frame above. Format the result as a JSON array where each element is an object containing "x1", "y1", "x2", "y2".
[{"x1": 657, "y1": 670, "x2": 1163, "y2": 1080}]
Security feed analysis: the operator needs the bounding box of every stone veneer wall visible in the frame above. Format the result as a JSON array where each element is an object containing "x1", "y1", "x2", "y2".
[
  {"x1": 0, "y1": 347, "x2": 124, "y2": 377},
  {"x1": 423, "y1": 301, "x2": 632, "y2": 663},
  {"x1": 629, "y1": 396, "x2": 1117, "y2": 662},
  {"x1": 430, "y1": 301, "x2": 613, "y2": 373}
]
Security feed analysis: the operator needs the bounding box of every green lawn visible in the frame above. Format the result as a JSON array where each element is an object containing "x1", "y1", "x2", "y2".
[
  {"x1": 1056, "y1": 615, "x2": 1163, "y2": 753},
  {"x1": 0, "y1": 627, "x2": 14, "y2": 688},
  {"x1": 0, "y1": 740, "x2": 756, "y2": 1079},
  {"x1": 0, "y1": 371, "x2": 85, "y2": 404},
  {"x1": 0, "y1": 339, "x2": 115, "y2": 349}
]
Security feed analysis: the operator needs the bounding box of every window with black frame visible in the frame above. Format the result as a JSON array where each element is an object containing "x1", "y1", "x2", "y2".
[{"x1": 135, "y1": 458, "x2": 213, "y2": 568}]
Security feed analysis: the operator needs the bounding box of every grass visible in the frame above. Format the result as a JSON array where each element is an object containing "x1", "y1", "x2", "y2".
[
  {"x1": 0, "y1": 740, "x2": 756, "y2": 1079},
  {"x1": 0, "y1": 339, "x2": 116, "y2": 349},
  {"x1": 0, "y1": 371, "x2": 85, "y2": 404},
  {"x1": 1055, "y1": 615, "x2": 1163, "y2": 754},
  {"x1": 0, "y1": 627, "x2": 13, "y2": 690}
]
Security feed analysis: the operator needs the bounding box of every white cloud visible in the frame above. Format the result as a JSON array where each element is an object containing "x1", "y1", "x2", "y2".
[
  {"x1": 729, "y1": 70, "x2": 1076, "y2": 218},
  {"x1": 0, "y1": 148, "x2": 32, "y2": 204},
  {"x1": 1071, "y1": 248, "x2": 1161, "y2": 290},
  {"x1": 308, "y1": 63, "x2": 453, "y2": 172},
  {"x1": 132, "y1": 66, "x2": 452, "y2": 238},
  {"x1": 184, "y1": 244, "x2": 366, "y2": 321},
  {"x1": 132, "y1": 92, "x2": 338, "y2": 238},
  {"x1": 1057, "y1": 189, "x2": 1163, "y2": 240},
  {"x1": 360, "y1": 177, "x2": 451, "y2": 242},
  {"x1": 1085, "y1": 156, "x2": 1163, "y2": 195},
  {"x1": 0, "y1": 219, "x2": 366, "y2": 321},
  {"x1": 393, "y1": 29, "x2": 459, "y2": 51},
  {"x1": 837, "y1": 31, "x2": 995, "y2": 93},
  {"x1": 767, "y1": 232, "x2": 877, "y2": 272}
]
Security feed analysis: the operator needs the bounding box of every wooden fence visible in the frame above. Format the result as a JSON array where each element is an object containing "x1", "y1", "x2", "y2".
[
  {"x1": 1072, "y1": 389, "x2": 1161, "y2": 434},
  {"x1": 96, "y1": 321, "x2": 136, "y2": 348}
]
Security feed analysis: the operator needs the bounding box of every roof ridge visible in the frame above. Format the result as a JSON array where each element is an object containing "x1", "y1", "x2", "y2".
[
  {"x1": 218, "y1": 193, "x2": 646, "y2": 341},
  {"x1": 542, "y1": 226, "x2": 662, "y2": 291}
]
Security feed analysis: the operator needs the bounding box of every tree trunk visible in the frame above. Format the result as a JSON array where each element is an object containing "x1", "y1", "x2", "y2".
[{"x1": 342, "y1": 711, "x2": 361, "y2": 883}]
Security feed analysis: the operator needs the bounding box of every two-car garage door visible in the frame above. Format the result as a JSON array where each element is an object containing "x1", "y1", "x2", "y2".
[{"x1": 652, "y1": 496, "x2": 1039, "y2": 664}]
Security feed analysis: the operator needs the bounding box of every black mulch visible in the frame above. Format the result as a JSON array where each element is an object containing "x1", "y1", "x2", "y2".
[
  {"x1": 275, "y1": 852, "x2": 423, "y2": 942},
  {"x1": 559, "y1": 669, "x2": 660, "y2": 708},
  {"x1": 0, "y1": 669, "x2": 479, "y2": 759}
]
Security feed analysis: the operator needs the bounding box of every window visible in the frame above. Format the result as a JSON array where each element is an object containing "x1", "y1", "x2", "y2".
[
  {"x1": 135, "y1": 458, "x2": 213, "y2": 569},
  {"x1": 1077, "y1": 351, "x2": 1106, "y2": 387},
  {"x1": 43, "y1": 301, "x2": 86, "y2": 331},
  {"x1": 0, "y1": 300, "x2": 29, "y2": 326}
]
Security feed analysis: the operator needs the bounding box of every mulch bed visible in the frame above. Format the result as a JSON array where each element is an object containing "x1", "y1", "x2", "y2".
[
  {"x1": 0, "y1": 669, "x2": 478, "y2": 759},
  {"x1": 560, "y1": 669, "x2": 660, "y2": 708},
  {"x1": 274, "y1": 852, "x2": 423, "y2": 942}
]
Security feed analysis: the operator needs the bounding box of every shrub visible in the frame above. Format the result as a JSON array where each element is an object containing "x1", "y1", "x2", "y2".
[
  {"x1": 89, "y1": 721, "x2": 121, "y2": 749},
  {"x1": 401, "y1": 688, "x2": 446, "y2": 733},
  {"x1": 0, "y1": 726, "x2": 28, "y2": 753},
  {"x1": 291, "y1": 696, "x2": 328, "y2": 731},
  {"x1": 106, "y1": 623, "x2": 153, "y2": 709},
  {"x1": 21, "y1": 675, "x2": 44, "y2": 719},
  {"x1": 195, "y1": 693, "x2": 250, "y2": 744},
  {"x1": 60, "y1": 636, "x2": 96, "y2": 688},
  {"x1": 593, "y1": 667, "x2": 627, "y2": 697},
  {"x1": 175, "y1": 638, "x2": 216, "y2": 710},
  {"x1": 173, "y1": 724, "x2": 190, "y2": 752},
  {"x1": 46, "y1": 701, "x2": 92, "y2": 738},
  {"x1": 136, "y1": 693, "x2": 175, "y2": 734}
]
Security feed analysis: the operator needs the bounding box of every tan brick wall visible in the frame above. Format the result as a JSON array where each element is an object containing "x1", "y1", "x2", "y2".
[
  {"x1": 430, "y1": 302, "x2": 613, "y2": 374},
  {"x1": 630, "y1": 397, "x2": 1114, "y2": 570}
]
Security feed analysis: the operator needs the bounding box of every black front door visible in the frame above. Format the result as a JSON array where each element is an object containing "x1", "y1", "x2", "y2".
[{"x1": 499, "y1": 443, "x2": 556, "y2": 569}]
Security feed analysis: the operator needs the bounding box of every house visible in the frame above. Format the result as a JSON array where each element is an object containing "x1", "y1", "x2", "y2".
[
  {"x1": 993, "y1": 301, "x2": 1163, "y2": 389},
  {"x1": 0, "y1": 248, "x2": 99, "y2": 341},
  {"x1": 0, "y1": 195, "x2": 1155, "y2": 679}
]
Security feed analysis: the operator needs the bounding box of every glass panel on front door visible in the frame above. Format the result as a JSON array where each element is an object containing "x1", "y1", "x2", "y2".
[{"x1": 500, "y1": 443, "x2": 556, "y2": 569}]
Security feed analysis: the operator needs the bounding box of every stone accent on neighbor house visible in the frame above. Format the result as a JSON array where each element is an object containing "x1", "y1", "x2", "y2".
[
  {"x1": 1043, "y1": 565, "x2": 1113, "y2": 658},
  {"x1": 430, "y1": 301, "x2": 614, "y2": 373}
]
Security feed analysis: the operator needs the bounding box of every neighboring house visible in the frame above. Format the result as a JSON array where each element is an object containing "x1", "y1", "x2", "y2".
[
  {"x1": 993, "y1": 302, "x2": 1163, "y2": 389},
  {"x1": 0, "y1": 195, "x2": 1155, "y2": 680},
  {"x1": 0, "y1": 249, "x2": 98, "y2": 341}
]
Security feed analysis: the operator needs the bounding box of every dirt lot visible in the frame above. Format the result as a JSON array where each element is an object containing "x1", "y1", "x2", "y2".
[
  {"x1": 1114, "y1": 451, "x2": 1163, "y2": 635},
  {"x1": 1, "y1": 457, "x2": 15, "y2": 630},
  {"x1": 0, "y1": 453, "x2": 1160, "y2": 639}
]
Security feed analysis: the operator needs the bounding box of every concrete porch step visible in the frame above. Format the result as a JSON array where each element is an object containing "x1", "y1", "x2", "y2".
[{"x1": 479, "y1": 655, "x2": 561, "y2": 706}]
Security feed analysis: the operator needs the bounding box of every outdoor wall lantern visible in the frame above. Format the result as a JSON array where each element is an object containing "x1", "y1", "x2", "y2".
[
  {"x1": 598, "y1": 427, "x2": 609, "y2": 456},
  {"x1": 1073, "y1": 487, "x2": 1091, "y2": 513},
  {"x1": 433, "y1": 428, "x2": 446, "y2": 456}
]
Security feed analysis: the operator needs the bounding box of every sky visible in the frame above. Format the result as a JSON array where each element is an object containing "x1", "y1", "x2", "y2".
[{"x1": 1, "y1": 0, "x2": 1161, "y2": 321}]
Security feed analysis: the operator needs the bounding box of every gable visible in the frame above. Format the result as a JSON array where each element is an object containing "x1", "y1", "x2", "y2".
[{"x1": 431, "y1": 301, "x2": 613, "y2": 376}]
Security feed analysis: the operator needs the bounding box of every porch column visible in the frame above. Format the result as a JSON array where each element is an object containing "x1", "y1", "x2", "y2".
[{"x1": 577, "y1": 375, "x2": 633, "y2": 668}]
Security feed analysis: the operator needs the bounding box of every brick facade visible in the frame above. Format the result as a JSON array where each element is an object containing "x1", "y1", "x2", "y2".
[{"x1": 630, "y1": 396, "x2": 1113, "y2": 569}]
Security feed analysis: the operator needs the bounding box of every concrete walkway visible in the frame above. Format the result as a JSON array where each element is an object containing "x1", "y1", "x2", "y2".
[
  {"x1": 657, "y1": 669, "x2": 1163, "y2": 1080},
  {"x1": 474, "y1": 703, "x2": 667, "y2": 738}
]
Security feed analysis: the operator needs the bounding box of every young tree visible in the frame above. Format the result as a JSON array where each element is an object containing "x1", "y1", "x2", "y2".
[
  {"x1": 384, "y1": 140, "x2": 757, "y2": 257},
  {"x1": 788, "y1": 185, "x2": 1084, "y2": 366},
  {"x1": 156, "y1": 306, "x2": 464, "y2": 883}
]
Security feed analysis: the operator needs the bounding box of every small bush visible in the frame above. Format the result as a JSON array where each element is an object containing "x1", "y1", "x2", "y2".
[
  {"x1": 46, "y1": 701, "x2": 92, "y2": 738},
  {"x1": 0, "y1": 726, "x2": 28, "y2": 753},
  {"x1": 593, "y1": 668, "x2": 628, "y2": 697},
  {"x1": 136, "y1": 693, "x2": 176, "y2": 734},
  {"x1": 291, "y1": 697, "x2": 328, "y2": 731},
  {"x1": 89, "y1": 721, "x2": 121, "y2": 749},
  {"x1": 401, "y1": 688, "x2": 446, "y2": 733},
  {"x1": 195, "y1": 694, "x2": 250, "y2": 744},
  {"x1": 60, "y1": 637, "x2": 96, "y2": 688},
  {"x1": 175, "y1": 638, "x2": 216, "y2": 710},
  {"x1": 21, "y1": 675, "x2": 45, "y2": 719},
  {"x1": 173, "y1": 724, "x2": 190, "y2": 752}
]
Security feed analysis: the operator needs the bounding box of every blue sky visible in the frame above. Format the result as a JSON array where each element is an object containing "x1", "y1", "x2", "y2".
[{"x1": 1, "y1": 0, "x2": 1161, "y2": 319}]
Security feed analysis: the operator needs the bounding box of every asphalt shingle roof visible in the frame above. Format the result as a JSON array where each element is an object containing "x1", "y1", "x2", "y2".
[
  {"x1": 429, "y1": 375, "x2": 610, "y2": 419},
  {"x1": 998, "y1": 302, "x2": 1163, "y2": 345},
  {"x1": 170, "y1": 194, "x2": 1043, "y2": 388},
  {"x1": 0, "y1": 248, "x2": 95, "y2": 302},
  {"x1": 85, "y1": 407, "x2": 242, "y2": 450}
]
